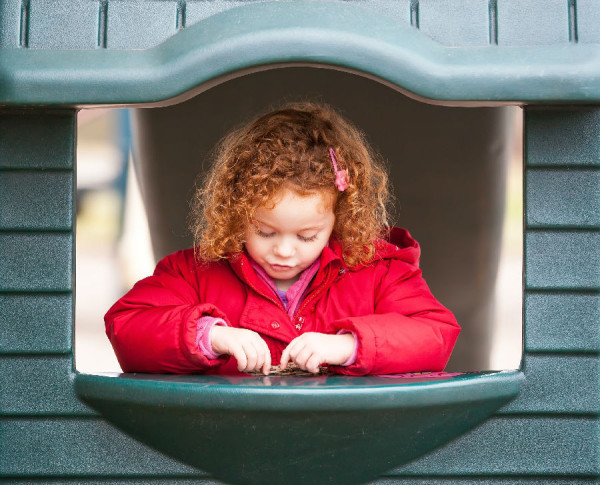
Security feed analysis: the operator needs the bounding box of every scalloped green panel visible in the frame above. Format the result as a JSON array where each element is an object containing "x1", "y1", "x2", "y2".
[{"x1": 0, "y1": 1, "x2": 599, "y2": 105}]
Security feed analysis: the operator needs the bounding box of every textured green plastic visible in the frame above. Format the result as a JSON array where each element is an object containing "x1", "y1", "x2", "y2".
[
  {"x1": 525, "y1": 231, "x2": 599, "y2": 289},
  {"x1": 4, "y1": 416, "x2": 598, "y2": 479},
  {"x1": 4, "y1": 0, "x2": 600, "y2": 51},
  {"x1": 525, "y1": 109, "x2": 600, "y2": 166},
  {"x1": 105, "y1": 1, "x2": 179, "y2": 50},
  {"x1": 496, "y1": 0, "x2": 569, "y2": 45},
  {"x1": 0, "y1": 1, "x2": 600, "y2": 105},
  {"x1": 0, "y1": 294, "x2": 72, "y2": 354},
  {"x1": 0, "y1": 111, "x2": 76, "y2": 168},
  {"x1": 397, "y1": 416, "x2": 599, "y2": 476},
  {"x1": 75, "y1": 371, "x2": 522, "y2": 485},
  {"x1": 526, "y1": 168, "x2": 600, "y2": 228},
  {"x1": 579, "y1": 0, "x2": 600, "y2": 43},
  {"x1": 0, "y1": 6, "x2": 599, "y2": 480},
  {"x1": 525, "y1": 293, "x2": 600, "y2": 352},
  {"x1": 0, "y1": 418, "x2": 196, "y2": 477},
  {"x1": 0, "y1": 357, "x2": 90, "y2": 416},
  {"x1": 0, "y1": 171, "x2": 73, "y2": 230},
  {"x1": 0, "y1": 233, "x2": 73, "y2": 291},
  {"x1": 27, "y1": 0, "x2": 100, "y2": 50},
  {"x1": 501, "y1": 355, "x2": 599, "y2": 414},
  {"x1": 417, "y1": 0, "x2": 489, "y2": 46},
  {"x1": 520, "y1": 107, "x2": 599, "y2": 482}
]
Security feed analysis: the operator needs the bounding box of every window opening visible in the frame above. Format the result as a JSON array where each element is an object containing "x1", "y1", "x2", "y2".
[{"x1": 75, "y1": 69, "x2": 523, "y2": 374}]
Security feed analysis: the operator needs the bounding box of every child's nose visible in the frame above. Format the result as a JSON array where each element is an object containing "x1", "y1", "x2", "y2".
[{"x1": 274, "y1": 239, "x2": 295, "y2": 258}]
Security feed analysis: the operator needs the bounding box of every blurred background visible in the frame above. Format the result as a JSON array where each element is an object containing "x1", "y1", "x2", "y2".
[
  {"x1": 76, "y1": 109, "x2": 153, "y2": 372},
  {"x1": 75, "y1": 104, "x2": 522, "y2": 374}
]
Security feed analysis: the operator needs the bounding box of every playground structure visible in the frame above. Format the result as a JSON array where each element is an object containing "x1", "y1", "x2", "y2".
[{"x1": 0, "y1": 1, "x2": 599, "y2": 484}]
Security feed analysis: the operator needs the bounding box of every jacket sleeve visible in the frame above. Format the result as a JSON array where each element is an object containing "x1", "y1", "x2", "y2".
[
  {"x1": 329, "y1": 260, "x2": 461, "y2": 376},
  {"x1": 105, "y1": 251, "x2": 231, "y2": 373}
]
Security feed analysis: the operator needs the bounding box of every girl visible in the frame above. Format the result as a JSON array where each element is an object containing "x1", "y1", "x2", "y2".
[{"x1": 105, "y1": 102, "x2": 460, "y2": 375}]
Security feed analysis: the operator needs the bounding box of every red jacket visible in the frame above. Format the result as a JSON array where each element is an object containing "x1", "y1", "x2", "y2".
[{"x1": 105, "y1": 227, "x2": 460, "y2": 375}]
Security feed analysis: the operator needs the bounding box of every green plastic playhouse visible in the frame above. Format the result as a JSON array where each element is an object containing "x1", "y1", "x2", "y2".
[{"x1": 0, "y1": 1, "x2": 598, "y2": 484}]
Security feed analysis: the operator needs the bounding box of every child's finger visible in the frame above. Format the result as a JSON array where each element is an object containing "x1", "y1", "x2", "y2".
[
  {"x1": 280, "y1": 337, "x2": 300, "y2": 369},
  {"x1": 250, "y1": 339, "x2": 266, "y2": 372},
  {"x1": 280, "y1": 343, "x2": 298, "y2": 369},
  {"x1": 279, "y1": 346, "x2": 290, "y2": 370},
  {"x1": 256, "y1": 336, "x2": 270, "y2": 373},
  {"x1": 293, "y1": 345, "x2": 313, "y2": 370},
  {"x1": 250, "y1": 337, "x2": 269, "y2": 373},
  {"x1": 242, "y1": 342, "x2": 259, "y2": 372},
  {"x1": 285, "y1": 339, "x2": 306, "y2": 367},
  {"x1": 260, "y1": 339, "x2": 271, "y2": 375},
  {"x1": 305, "y1": 353, "x2": 322, "y2": 374},
  {"x1": 231, "y1": 345, "x2": 248, "y2": 372}
]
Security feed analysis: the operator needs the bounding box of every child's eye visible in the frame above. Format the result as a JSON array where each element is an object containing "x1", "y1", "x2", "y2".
[
  {"x1": 298, "y1": 234, "x2": 318, "y2": 242},
  {"x1": 256, "y1": 228, "x2": 276, "y2": 238}
]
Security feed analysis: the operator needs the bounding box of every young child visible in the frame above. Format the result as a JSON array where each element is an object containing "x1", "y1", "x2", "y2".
[{"x1": 105, "y1": 102, "x2": 460, "y2": 376}]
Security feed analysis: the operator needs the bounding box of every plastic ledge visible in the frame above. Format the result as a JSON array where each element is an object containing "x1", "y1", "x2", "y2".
[{"x1": 75, "y1": 370, "x2": 523, "y2": 485}]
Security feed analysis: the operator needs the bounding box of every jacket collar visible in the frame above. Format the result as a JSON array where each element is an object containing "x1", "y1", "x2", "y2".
[
  {"x1": 228, "y1": 226, "x2": 420, "y2": 291},
  {"x1": 229, "y1": 240, "x2": 344, "y2": 297}
]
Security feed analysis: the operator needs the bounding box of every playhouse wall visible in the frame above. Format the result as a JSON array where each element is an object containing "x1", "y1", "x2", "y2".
[
  {"x1": 0, "y1": 0, "x2": 599, "y2": 482},
  {"x1": 2, "y1": 0, "x2": 600, "y2": 51},
  {"x1": 0, "y1": 107, "x2": 598, "y2": 483}
]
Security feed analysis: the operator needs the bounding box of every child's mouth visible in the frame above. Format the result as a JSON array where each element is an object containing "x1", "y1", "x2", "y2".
[{"x1": 269, "y1": 263, "x2": 294, "y2": 272}]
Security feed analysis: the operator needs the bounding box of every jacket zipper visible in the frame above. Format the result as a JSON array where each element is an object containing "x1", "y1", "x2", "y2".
[
  {"x1": 240, "y1": 260, "x2": 342, "y2": 328},
  {"x1": 294, "y1": 266, "x2": 339, "y2": 323}
]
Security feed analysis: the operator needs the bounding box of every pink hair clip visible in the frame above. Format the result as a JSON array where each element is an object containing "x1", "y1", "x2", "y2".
[{"x1": 329, "y1": 147, "x2": 349, "y2": 192}]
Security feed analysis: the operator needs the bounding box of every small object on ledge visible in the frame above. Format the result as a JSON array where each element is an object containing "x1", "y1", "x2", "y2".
[{"x1": 249, "y1": 363, "x2": 330, "y2": 376}]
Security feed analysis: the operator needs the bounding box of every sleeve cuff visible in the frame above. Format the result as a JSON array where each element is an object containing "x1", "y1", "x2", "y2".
[
  {"x1": 337, "y1": 329, "x2": 358, "y2": 366},
  {"x1": 196, "y1": 316, "x2": 228, "y2": 359}
]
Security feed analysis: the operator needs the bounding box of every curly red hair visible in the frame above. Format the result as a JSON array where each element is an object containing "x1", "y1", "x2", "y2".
[{"x1": 190, "y1": 102, "x2": 391, "y2": 267}]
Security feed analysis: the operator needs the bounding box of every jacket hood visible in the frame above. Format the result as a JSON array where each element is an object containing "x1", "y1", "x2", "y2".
[
  {"x1": 374, "y1": 226, "x2": 421, "y2": 265},
  {"x1": 326, "y1": 226, "x2": 421, "y2": 271}
]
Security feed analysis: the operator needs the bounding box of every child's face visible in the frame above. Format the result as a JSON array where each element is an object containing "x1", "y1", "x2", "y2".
[{"x1": 244, "y1": 188, "x2": 336, "y2": 292}]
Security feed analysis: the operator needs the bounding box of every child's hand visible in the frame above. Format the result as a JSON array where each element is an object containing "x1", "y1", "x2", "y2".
[
  {"x1": 279, "y1": 332, "x2": 355, "y2": 374},
  {"x1": 210, "y1": 326, "x2": 272, "y2": 375}
]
